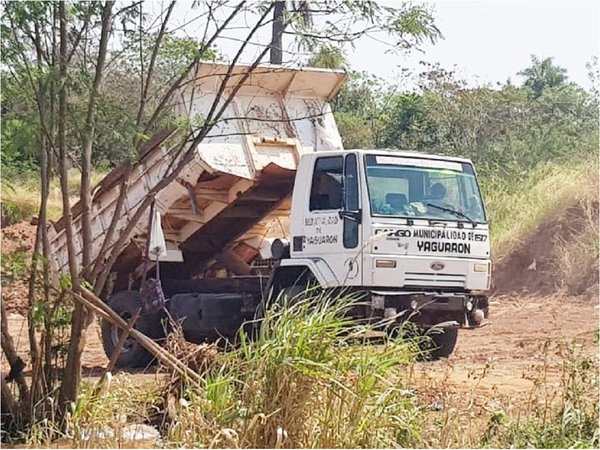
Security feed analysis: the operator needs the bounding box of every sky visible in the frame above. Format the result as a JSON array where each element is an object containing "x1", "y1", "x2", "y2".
[
  {"x1": 349, "y1": 0, "x2": 599, "y2": 90},
  {"x1": 165, "y1": 0, "x2": 600, "y2": 91}
]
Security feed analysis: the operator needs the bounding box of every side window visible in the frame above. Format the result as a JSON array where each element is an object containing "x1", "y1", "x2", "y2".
[
  {"x1": 344, "y1": 154, "x2": 359, "y2": 211},
  {"x1": 344, "y1": 154, "x2": 359, "y2": 249},
  {"x1": 309, "y1": 156, "x2": 343, "y2": 211}
]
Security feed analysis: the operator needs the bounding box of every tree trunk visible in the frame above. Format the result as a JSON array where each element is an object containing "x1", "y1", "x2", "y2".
[
  {"x1": 81, "y1": 1, "x2": 113, "y2": 277},
  {"x1": 270, "y1": 1, "x2": 286, "y2": 64},
  {"x1": 57, "y1": 0, "x2": 82, "y2": 416}
]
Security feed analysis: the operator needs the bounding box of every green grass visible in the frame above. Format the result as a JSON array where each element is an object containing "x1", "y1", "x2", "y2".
[{"x1": 162, "y1": 289, "x2": 421, "y2": 448}]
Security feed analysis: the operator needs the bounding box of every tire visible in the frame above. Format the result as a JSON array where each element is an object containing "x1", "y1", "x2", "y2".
[
  {"x1": 279, "y1": 285, "x2": 307, "y2": 306},
  {"x1": 423, "y1": 326, "x2": 459, "y2": 360},
  {"x1": 100, "y1": 290, "x2": 165, "y2": 369}
]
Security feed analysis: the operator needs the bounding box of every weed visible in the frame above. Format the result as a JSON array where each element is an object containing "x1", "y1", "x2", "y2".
[
  {"x1": 159, "y1": 289, "x2": 420, "y2": 448},
  {"x1": 0, "y1": 249, "x2": 29, "y2": 284}
]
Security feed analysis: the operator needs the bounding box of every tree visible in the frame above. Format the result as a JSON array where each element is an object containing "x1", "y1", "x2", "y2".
[
  {"x1": 268, "y1": 0, "x2": 441, "y2": 65},
  {"x1": 518, "y1": 55, "x2": 568, "y2": 98},
  {"x1": 307, "y1": 45, "x2": 347, "y2": 69}
]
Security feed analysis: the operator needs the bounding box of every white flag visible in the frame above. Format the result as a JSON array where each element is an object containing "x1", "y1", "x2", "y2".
[{"x1": 149, "y1": 208, "x2": 167, "y2": 260}]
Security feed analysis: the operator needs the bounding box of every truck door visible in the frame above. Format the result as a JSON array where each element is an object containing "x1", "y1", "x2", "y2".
[{"x1": 302, "y1": 154, "x2": 362, "y2": 286}]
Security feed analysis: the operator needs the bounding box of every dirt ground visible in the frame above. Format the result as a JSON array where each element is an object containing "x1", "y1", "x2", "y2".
[
  {"x1": 3, "y1": 291, "x2": 598, "y2": 397},
  {"x1": 408, "y1": 293, "x2": 598, "y2": 399}
]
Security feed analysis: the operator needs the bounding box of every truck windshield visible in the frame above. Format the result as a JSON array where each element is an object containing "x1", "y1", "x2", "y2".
[{"x1": 364, "y1": 154, "x2": 487, "y2": 223}]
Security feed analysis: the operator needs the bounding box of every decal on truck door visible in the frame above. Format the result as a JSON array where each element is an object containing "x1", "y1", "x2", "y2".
[{"x1": 303, "y1": 213, "x2": 340, "y2": 247}]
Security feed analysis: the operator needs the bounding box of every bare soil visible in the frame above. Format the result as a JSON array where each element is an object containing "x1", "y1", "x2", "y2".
[{"x1": 407, "y1": 292, "x2": 598, "y2": 401}]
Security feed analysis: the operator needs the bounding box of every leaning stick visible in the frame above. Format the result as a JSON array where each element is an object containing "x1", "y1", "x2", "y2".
[
  {"x1": 93, "y1": 307, "x2": 141, "y2": 395},
  {"x1": 67, "y1": 288, "x2": 204, "y2": 389}
]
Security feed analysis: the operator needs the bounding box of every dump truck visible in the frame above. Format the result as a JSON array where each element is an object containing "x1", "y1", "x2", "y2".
[{"x1": 48, "y1": 62, "x2": 491, "y2": 367}]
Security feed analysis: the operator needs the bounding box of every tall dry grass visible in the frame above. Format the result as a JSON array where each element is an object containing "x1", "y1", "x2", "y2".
[
  {"x1": 482, "y1": 153, "x2": 599, "y2": 264},
  {"x1": 552, "y1": 198, "x2": 599, "y2": 295},
  {"x1": 161, "y1": 289, "x2": 420, "y2": 448},
  {"x1": 1, "y1": 169, "x2": 107, "y2": 224}
]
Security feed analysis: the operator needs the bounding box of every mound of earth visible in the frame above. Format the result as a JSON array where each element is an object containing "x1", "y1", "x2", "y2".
[
  {"x1": 1, "y1": 222, "x2": 37, "y2": 315},
  {"x1": 493, "y1": 200, "x2": 599, "y2": 296}
]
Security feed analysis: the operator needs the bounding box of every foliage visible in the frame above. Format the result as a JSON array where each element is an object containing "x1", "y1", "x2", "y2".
[
  {"x1": 332, "y1": 58, "x2": 598, "y2": 183},
  {"x1": 307, "y1": 45, "x2": 347, "y2": 69},
  {"x1": 1, "y1": 250, "x2": 29, "y2": 283},
  {"x1": 286, "y1": 1, "x2": 441, "y2": 54},
  {"x1": 518, "y1": 54, "x2": 569, "y2": 98},
  {"x1": 163, "y1": 289, "x2": 420, "y2": 448},
  {"x1": 332, "y1": 71, "x2": 392, "y2": 148}
]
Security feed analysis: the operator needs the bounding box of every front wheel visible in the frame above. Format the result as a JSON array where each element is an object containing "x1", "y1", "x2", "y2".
[
  {"x1": 100, "y1": 290, "x2": 165, "y2": 368},
  {"x1": 423, "y1": 326, "x2": 459, "y2": 360}
]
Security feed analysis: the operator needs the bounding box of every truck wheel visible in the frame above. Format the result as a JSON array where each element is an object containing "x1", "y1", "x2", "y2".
[
  {"x1": 423, "y1": 327, "x2": 459, "y2": 360},
  {"x1": 279, "y1": 285, "x2": 307, "y2": 306},
  {"x1": 100, "y1": 290, "x2": 165, "y2": 369}
]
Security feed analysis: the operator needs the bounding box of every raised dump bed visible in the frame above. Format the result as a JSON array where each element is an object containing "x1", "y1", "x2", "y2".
[{"x1": 47, "y1": 62, "x2": 346, "y2": 292}]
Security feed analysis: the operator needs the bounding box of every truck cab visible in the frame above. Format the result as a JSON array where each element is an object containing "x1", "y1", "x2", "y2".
[{"x1": 274, "y1": 149, "x2": 490, "y2": 352}]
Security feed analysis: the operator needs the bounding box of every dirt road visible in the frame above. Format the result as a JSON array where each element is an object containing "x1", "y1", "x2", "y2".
[
  {"x1": 4, "y1": 292, "x2": 598, "y2": 394},
  {"x1": 404, "y1": 292, "x2": 598, "y2": 420}
]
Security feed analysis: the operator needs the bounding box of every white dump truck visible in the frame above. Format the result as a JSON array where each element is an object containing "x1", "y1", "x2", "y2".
[{"x1": 48, "y1": 62, "x2": 490, "y2": 367}]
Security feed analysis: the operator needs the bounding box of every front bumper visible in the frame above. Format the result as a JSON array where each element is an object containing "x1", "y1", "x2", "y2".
[{"x1": 368, "y1": 291, "x2": 489, "y2": 328}]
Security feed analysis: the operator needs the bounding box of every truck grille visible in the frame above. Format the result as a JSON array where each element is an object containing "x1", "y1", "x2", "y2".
[{"x1": 404, "y1": 272, "x2": 466, "y2": 288}]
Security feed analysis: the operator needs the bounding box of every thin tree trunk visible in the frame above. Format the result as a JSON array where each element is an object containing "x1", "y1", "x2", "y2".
[
  {"x1": 270, "y1": 1, "x2": 286, "y2": 64},
  {"x1": 57, "y1": 0, "x2": 82, "y2": 416},
  {"x1": 81, "y1": 1, "x2": 113, "y2": 277},
  {"x1": 135, "y1": 0, "x2": 176, "y2": 136},
  {"x1": 1, "y1": 300, "x2": 30, "y2": 412}
]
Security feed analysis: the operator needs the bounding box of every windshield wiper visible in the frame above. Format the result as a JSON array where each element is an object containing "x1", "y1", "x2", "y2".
[{"x1": 426, "y1": 203, "x2": 478, "y2": 227}]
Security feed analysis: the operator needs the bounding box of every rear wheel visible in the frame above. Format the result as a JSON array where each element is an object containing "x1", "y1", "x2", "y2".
[{"x1": 100, "y1": 290, "x2": 165, "y2": 368}]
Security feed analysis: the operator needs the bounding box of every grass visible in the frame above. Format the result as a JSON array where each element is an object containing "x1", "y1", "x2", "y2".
[
  {"x1": 13, "y1": 299, "x2": 598, "y2": 448},
  {"x1": 160, "y1": 289, "x2": 421, "y2": 448},
  {"x1": 1, "y1": 168, "x2": 108, "y2": 224},
  {"x1": 481, "y1": 153, "x2": 599, "y2": 264},
  {"x1": 414, "y1": 338, "x2": 599, "y2": 449}
]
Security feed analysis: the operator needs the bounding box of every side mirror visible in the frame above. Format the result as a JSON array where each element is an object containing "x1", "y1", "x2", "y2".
[{"x1": 339, "y1": 209, "x2": 362, "y2": 224}]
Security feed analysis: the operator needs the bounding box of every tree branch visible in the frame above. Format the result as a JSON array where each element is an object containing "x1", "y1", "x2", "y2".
[{"x1": 135, "y1": 0, "x2": 176, "y2": 132}]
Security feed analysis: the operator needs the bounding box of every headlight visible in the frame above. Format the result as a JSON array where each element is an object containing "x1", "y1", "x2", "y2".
[
  {"x1": 473, "y1": 263, "x2": 489, "y2": 273},
  {"x1": 376, "y1": 259, "x2": 397, "y2": 268}
]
